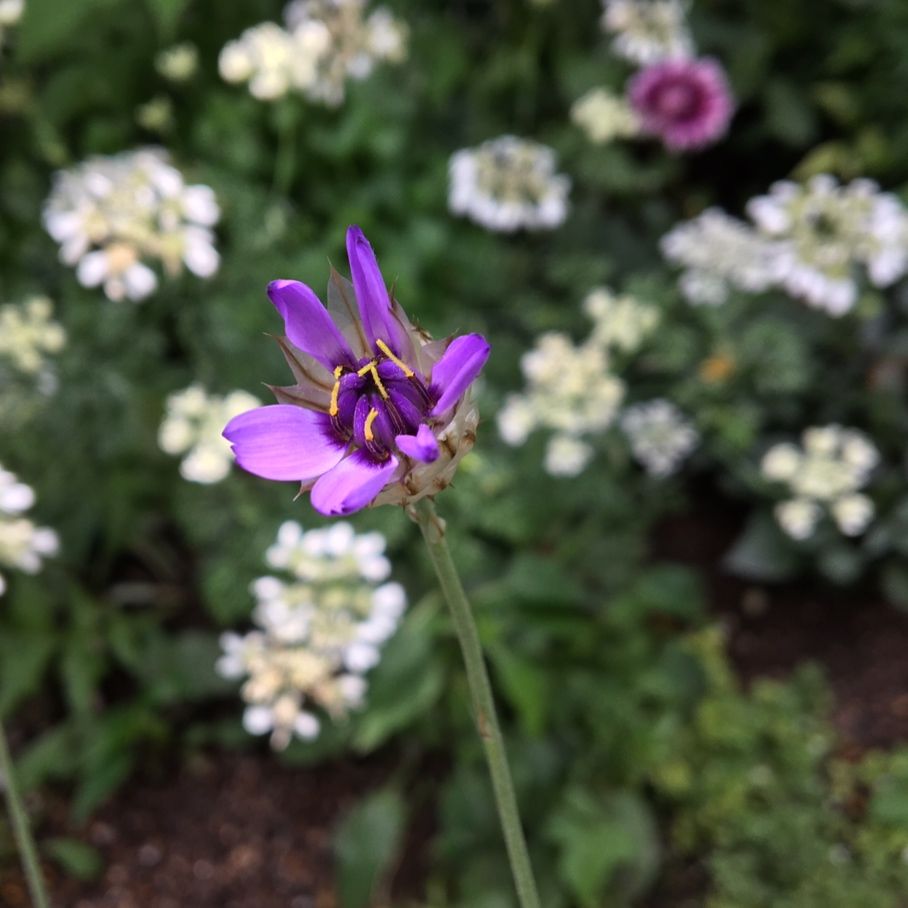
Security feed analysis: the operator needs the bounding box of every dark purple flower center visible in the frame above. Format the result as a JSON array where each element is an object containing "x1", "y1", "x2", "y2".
[
  {"x1": 328, "y1": 348, "x2": 431, "y2": 462},
  {"x1": 653, "y1": 80, "x2": 701, "y2": 121}
]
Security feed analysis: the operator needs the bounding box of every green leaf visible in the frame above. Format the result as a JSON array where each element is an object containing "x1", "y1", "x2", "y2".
[
  {"x1": 18, "y1": 0, "x2": 125, "y2": 63},
  {"x1": 0, "y1": 634, "x2": 57, "y2": 717},
  {"x1": 144, "y1": 0, "x2": 188, "y2": 37},
  {"x1": 548, "y1": 789, "x2": 661, "y2": 907},
  {"x1": 45, "y1": 838, "x2": 103, "y2": 881},
  {"x1": 334, "y1": 789, "x2": 407, "y2": 908},
  {"x1": 487, "y1": 645, "x2": 550, "y2": 736}
]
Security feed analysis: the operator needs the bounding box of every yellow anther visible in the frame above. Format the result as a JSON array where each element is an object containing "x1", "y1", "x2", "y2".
[
  {"x1": 356, "y1": 360, "x2": 389, "y2": 399},
  {"x1": 364, "y1": 407, "x2": 379, "y2": 441},
  {"x1": 329, "y1": 365, "x2": 343, "y2": 417},
  {"x1": 376, "y1": 339, "x2": 414, "y2": 378}
]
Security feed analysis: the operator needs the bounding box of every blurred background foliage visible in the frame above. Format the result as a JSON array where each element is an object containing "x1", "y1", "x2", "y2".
[{"x1": 2, "y1": 0, "x2": 908, "y2": 905}]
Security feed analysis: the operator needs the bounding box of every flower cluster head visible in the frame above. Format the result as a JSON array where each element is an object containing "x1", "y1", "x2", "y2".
[
  {"x1": 223, "y1": 226, "x2": 490, "y2": 516},
  {"x1": 0, "y1": 296, "x2": 65, "y2": 382},
  {"x1": 219, "y1": 0, "x2": 407, "y2": 105},
  {"x1": 663, "y1": 176, "x2": 908, "y2": 315},
  {"x1": 155, "y1": 42, "x2": 199, "y2": 82},
  {"x1": 761, "y1": 425, "x2": 879, "y2": 540},
  {"x1": 661, "y1": 208, "x2": 779, "y2": 305},
  {"x1": 448, "y1": 136, "x2": 570, "y2": 233},
  {"x1": 600, "y1": 0, "x2": 692, "y2": 65},
  {"x1": 583, "y1": 287, "x2": 660, "y2": 353},
  {"x1": 159, "y1": 386, "x2": 261, "y2": 484},
  {"x1": 0, "y1": 465, "x2": 58, "y2": 597},
  {"x1": 497, "y1": 287, "x2": 657, "y2": 477},
  {"x1": 746, "y1": 175, "x2": 908, "y2": 315},
  {"x1": 217, "y1": 520, "x2": 405, "y2": 749},
  {"x1": 620, "y1": 399, "x2": 698, "y2": 476},
  {"x1": 43, "y1": 148, "x2": 220, "y2": 303},
  {"x1": 628, "y1": 57, "x2": 733, "y2": 151},
  {"x1": 571, "y1": 87, "x2": 640, "y2": 145}
]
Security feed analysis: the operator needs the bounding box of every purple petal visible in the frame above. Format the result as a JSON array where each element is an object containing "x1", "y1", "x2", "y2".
[
  {"x1": 396, "y1": 424, "x2": 440, "y2": 463},
  {"x1": 310, "y1": 452, "x2": 400, "y2": 516},
  {"x1": 223, "y1": 405, "x2": 345, "y2": 482},
  {"x1": 345, "y1": 226, "x2": 410, "y2": 355},
  {"x1": 429, "y1": 333, "x2": 491, "y2": 416},
  {"x1": 267, "y1": 280, "x2": 353, "y2": 370}
]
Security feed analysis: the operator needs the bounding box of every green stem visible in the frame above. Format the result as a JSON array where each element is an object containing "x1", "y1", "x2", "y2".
[
  {"x1": 413, "y1": 498, "x2": 541, "y2": 908},
  {"x1": 0, "y1": 720, "x2": 50, "y2": 908}
]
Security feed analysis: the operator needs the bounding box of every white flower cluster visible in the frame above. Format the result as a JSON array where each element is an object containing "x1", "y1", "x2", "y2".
[
  {"x1": 449, "y1": 136, "x2": 571, "y2": 233},
  {"x1": 0, "y1": 296, "x2": 65, "y2": 382},
  {"x1": 0, "y1": 465, "x2": 58, "y2": 597},
  {"x1": 0, "y1": 0, "x2": 23, "y2": 47},
  {"x1": 761, "y1": 426, "x2": 879, "y2": 540},
  {"x1": 217, "y1": 521, "x2": 406, "y2": 750},
  {"x1": 499, "y1": 287, "x2": 660, "y2": 477},
  {"x1": 158, "y1": 385, "x2": 261, "y2": 484},
  {"x1": 620, "y1": 399, "x2": 698, "y2": 476},
  {"x1": 571, "y1": 87, "x2": 640, "y2": 145},
  {"x1": 43, "y1": 149, "x2": 220, "y2": 303},
  {"x1": 600, "y1": 0, "x2": 693, "y2": 65},
  {"x1": 663, "y1": 177, "x2": 908, "y2": 314},
  {"x1": 155, "y1": 43, "x2": 199, "y2": 83},
  {"x1": 747, "y1": 176, "x2": 908, "y2": 316},
  {"x1": 583, "y1": 286, "x2": 660, "y2": 353},
  {"x1": 661, "y1": 208, "x2": 778, "y2": 306},
  {"x1": 219, "y1": 0, "x2": 407, "y2": 105}
]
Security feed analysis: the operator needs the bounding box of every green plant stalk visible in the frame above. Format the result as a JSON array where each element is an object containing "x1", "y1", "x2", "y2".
[
  {"x1": 0, "y1": 720, "x2": 50, "y2": 908},
  {"x1": 414, "y1": 497, "x2": 541, "y2": 908}
]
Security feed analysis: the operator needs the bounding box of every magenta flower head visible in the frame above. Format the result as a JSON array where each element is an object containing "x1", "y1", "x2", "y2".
[
  {"x1": 628, "y1": 57, "x2": 733, "y2": 152},
  {"x1": 223, "y1": 226, "x2": 490, "y2": 516}
]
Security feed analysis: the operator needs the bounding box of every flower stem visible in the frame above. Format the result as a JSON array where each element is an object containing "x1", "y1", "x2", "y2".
[
  {"x1": 0, "y1": 719, "x2": 50, "y2": 908},
  {"x1": 413, "y1": 498, "x2": 541, "y2": 908}
]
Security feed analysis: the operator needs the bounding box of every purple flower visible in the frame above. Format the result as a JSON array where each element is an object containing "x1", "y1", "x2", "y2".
[
  {"x1": 628, "y1": 57, "x2": 733, "y2": 152},
  {"x1": 223, "y1": 226, "x2": 490, "y2": 516}
]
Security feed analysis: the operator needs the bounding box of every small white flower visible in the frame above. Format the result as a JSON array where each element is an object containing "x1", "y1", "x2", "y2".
[
  {"x1": 155, "y1": 43, "x2": 199, "y2": 82},
  {"x1": 600, "y1": 0, "x2": 693, "y2": 65},
  {"x1": 662, "y1": 209, "x2": 779, "y2": 306},
  {"x1": 0, "y1": 464, "x2": 58, "y2": 594},
  {"x1": 571, "y1": 87, "x2": 640, "y2": 145},
  {"x1": 775, "y1": 498, "x2": 821, "y2": 541},
  {"x1": 544, "y1": 435, "x2": 594, "y2": 477},
  {"x1": 449, "y1": 136, "x2": 570, "y2": 233},
  {"x1": 761, "y1": 443, "x2": 802, "y2": 483},
  {"x1": 583, "y1": 287, "x2": 659, "y2": 353},
  {"x1": 159, "y1": 386, "x2": 261, "y2": 484},
  {"x1": 831, "y1": 493, "x2": 874, "y2": 536},
  {"x1": 620, "y1": 399, "x2": 698, "y2": 477}
]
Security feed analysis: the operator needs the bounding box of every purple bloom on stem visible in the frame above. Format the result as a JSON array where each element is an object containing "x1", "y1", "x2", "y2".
[
  {"x1": 223, "y1": 226, "x2": 490, "y2": 516},
  {"x1": 628, "y1": 57, "x2": 733, "y2": 152}
]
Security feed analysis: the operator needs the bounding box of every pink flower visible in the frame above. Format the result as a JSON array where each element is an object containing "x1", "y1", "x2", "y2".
[{"x1": 628, "y1": 57, "x2": 733, "y2": 152}]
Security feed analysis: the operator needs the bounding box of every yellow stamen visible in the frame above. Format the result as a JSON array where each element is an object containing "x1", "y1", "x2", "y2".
[
  {"x1": 376, "y1": 339, "x2": 414, "y2": 378},
  {"x1": 329, "y1": 365, "x2": 343, "y2": 417},
  {"x1": 356, "y1": 360, "x2": 389, "y2": 399},
  {"x1": 364, "y1": 407, "x2": 379, "y2": 441}
]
